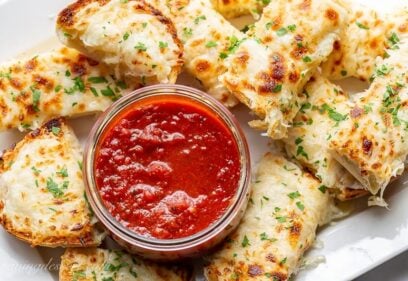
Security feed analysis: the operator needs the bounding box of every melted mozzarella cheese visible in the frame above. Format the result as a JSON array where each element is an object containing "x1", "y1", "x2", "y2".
[
  {"x1": 205, "y1": 153, "x2": 333, "y2": 280},
  {"x1": 322, "y1": 5, "x2": 407, "y2": 81},
  {"x1": 221, "y1": 0, "x2": 349, "y2": 139},
  {"x1": 329, "y1": 38, "x2": 408, "y2": 196},
  {"x1": 284, "y1": 75, "x2": 366, "y2": 201},
  {"x1": 57, "y1": 0, "x2": 184, "y2": 84},
  {"x1": 0, "y1": 119, "x2": 104, "y2": 247},
  {"x1": 210, "y1": 0, "x2": 266, "y2": 19},
  {"x1": 148, "y1": 0, "x2": 242, "y2": 106},
  {"x1": 0, "y1": 47, "x2": 135, "y2": 131},
  {"x1": 60, "y1": 248, "x2": 191, "y2": 281}
]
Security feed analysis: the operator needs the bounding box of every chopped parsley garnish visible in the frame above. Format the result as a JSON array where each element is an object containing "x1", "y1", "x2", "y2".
[
  {"x1": 51, "y1": 126, "x2": 60, "y2": 136},
  {"x1": 388, "y1": 32, "x2": 400, "y2": 49},
  {"x1": 260, "y1": 232, "x2": 277, "y2": 242},
  {"x1": 265, "y1": 22, "x2": 274, "y2": 30},
  {"x1": 30, "y1": 86, "x2": 41, "y2": 112},
  {"x1": 241, "y1": 235, "x2": 250, "y2": 247},
  {"x1": 374, "y1": 64, "x2": 392, "y2": 78},
  {"x1": 296, "y1": 146, "x2": 309, "y2": 159},
  {"x1": 273, "y1": 84, "x2": 282, "y2": 93},
  {"x1": 364, "y1": 104, "x2": 373, "y2": 113},
  {"x1": 116, "y1": 80, "x2": 128, "y2": 89},
  {"x1": 279, "y1": 257, "x2": 287, "y2": 265},
  {"x1": 74, "y1": 77, "x2": 85, "y2": 92},
  {"x1": 182, "y1": 27, "x2": 193, "y2": 39},
  {"x1": 295, "y1": 137, "x2": 303, "y2": 145},
  {"x1": 0, "y1": 70, "x2": 11, "y2": 80},
  {"x1": 241, "y1": 24, "x2": 252, "y2": 33},
  {"x1": 288, "y1": 191, "x2": 301, "y2": 199},
  {"x1": 65, "y1": 77, "x2": 85, "y2": 94},
  {"x1": 57, "y1": 166, "x2": 68, "y2": 178},
  {"x1": 276, "y1": 216, "x2": 286, "y2": 223},
  {"x1": 219, "y1": 52, "x2": 228, "y2": 59},
  {"x1": 88, "y1": 76, "x2": 108, "y2": 84},
  {"x1": 65, "y1": 70, "x2": 71, "y2": 77},
  {"x1": 54, "y1": 85, "x2": 62, "y2": 92},
  {"x1": 302, "y1": 56, "x2": 312, "y2": 63},
  {"x1": 101, "y1": 86, "x2": 115, "y2": 97},
  {"x1": 300, "y1": 102, "x2": 311, "y2": 113},
  {"x1": 318, "y1": 185, "x2": 328, "y2": 194},
  {"x1": 194, "y1": 15, "x2": 206, "y2": 24},
  {"x1": 296, "y1": 201, "x2": 305, "y2": 211},
  {"x1": 276, "y1": 24, "x2": 296, "y2": 36},
  {"x1": 219, "y1": 36, "x2": 246, "y2": 59},
  {"x1": 287, "y1": 24, "x2": 296, "y2": 32},
  {"x1": 31, "y1": 166, "x2": 41, "y2": 176},
  {"x1": 159, "y1": 41, "x2": 168, "y2": 49},
  {"x1": 123, "y1": 32, "x2": 130, "y2": 41},
  {"x1": 46, "y1": 177, "x2": 67, "y2": 198},
  {"x1": 205, "y1": 41, "x2": 218, "y2": 48},
  {"x1": 104, "y1": 262, "x2": 126, "y2": 272},
  {"x1": 90, "y1": 87, "x2": 99, "y2": 97},
  {"x1": 356, "y1": 22, "x2": 369, "y2": 30},
  {"x1": 321, "y1": 104, "x2": 347, "y2": 122},
  {"x1": 276, "y1": 27, "x2": 288, "y2": 36},
  {"x1": 134, "y1": 42, "x2": 147, "y2": 51},
  {"x1": 72, "y1": 270, "x2": 86, "y2": 281},
  {"x1": 341, "y1": 70, "x2": 347, "y2": 76}
]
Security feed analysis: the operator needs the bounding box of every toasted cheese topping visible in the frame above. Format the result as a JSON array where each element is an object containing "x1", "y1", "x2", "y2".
[
  {"x1": 284, "y1": 75, "x2": 366, "y2": 201},
  {"x1": 0, "y1": 119, "x2": 104, "y2": 247},
  {"x1": 221, "y1": 0, "x2": 348, "y2": 139},
  {"x1": 149, "y1": 0, "x2": 242, "y2": 106},
  {"x1": 57, "y1": 0, "x2": 184, "y2": 84},
  {"x1": 322, "y1": 5, "x2": 407, "y2": 81},
  {"x1": 60, "y1": 248, "x2": 191, "y2": 281},
  {"x1": 0, "y1": 47, "x2": 135, "y2": 131},
  {"x1": 205, "y1": 153, "x2": 332, "y2": 281},
  {"x1": 329, "y1": 38, "x2": 408, "y2": 195},
  {"x1": 210, "y1": 0, "x2": 267, "y2": 19}
]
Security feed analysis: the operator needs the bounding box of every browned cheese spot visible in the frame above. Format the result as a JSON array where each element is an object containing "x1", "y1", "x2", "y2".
[
  {"x1": 24, "y1": 59, "x2": 38, "y2": 72},
  {"x1": 289, "y1": 221, "x2": 302, "y2": 248},
  {"x1": 325, "y1": 8, "x2": 339, "y2": 23},
  {"x1": 267, "y1": 271, "x2": 288, "y2": 281},
  {"x1": 9, "y1": 78, "x2": 23, "y2": 90},
  {"x1": 362, "y1": 137, "x2": 373, "y2": 155},
  {"x1": 299, "y1": 0, "x2": 312, "y2": 10},
  {"x1": 350, "y1": 106, "x2": 364, "y2": 118},
  {"x1": 333, "y1": 40, "x2": 341, "y2": 51},
  {"x1": 266, "y1": 253, "x2": 277, "y2": 263},
  {"x1": 248, "y1": 264, "x2": 264, "y2": 277},
  {"x1": 195, "y1": 60, "x2": 211, "y2": 73}
]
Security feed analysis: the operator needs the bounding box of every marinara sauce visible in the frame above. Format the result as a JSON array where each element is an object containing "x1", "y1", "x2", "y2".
[{"x1": 94, "y1": 96, "x2": 241, "y2": 239}]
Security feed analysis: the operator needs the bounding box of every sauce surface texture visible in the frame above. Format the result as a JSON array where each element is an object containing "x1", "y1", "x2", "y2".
[{"x1": 94, "y1": 97, "x2": 240, "y2": 239}]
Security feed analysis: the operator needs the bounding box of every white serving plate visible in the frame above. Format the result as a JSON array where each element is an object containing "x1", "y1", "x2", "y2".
[{"x1": 0, "y1": 0, "x2": 407, "y2": 280}]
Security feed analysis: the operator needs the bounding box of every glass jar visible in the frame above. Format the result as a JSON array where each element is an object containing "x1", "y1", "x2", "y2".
[{"x1": 83, "y1": 84, "x2": 251, "y2": 261}]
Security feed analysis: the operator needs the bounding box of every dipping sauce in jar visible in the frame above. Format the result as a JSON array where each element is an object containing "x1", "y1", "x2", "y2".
[{"x1": 94, "y1": 95, "x2": 241, "y2": 240}]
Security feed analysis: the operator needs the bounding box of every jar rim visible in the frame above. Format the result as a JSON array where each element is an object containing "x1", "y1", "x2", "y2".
[{"x1": 83, "y1": 84, "x2": 251, "y2": 252}]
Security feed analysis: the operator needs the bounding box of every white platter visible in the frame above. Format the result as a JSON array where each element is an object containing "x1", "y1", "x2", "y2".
[{"x1": 0, "y1": 0, "x2": 407, "y2": 280}]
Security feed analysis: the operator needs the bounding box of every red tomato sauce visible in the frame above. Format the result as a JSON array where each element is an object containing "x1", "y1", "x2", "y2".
[{"x1": 94, "y1": 96, "x2": 241, "y2": 239}]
